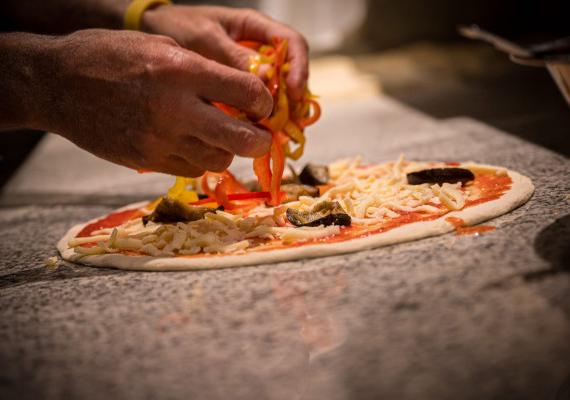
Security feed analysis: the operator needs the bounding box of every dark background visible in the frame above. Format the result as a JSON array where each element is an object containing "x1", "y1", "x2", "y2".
[{"x1": 1, "y1": 0, "x2": 568, "y2": 189}]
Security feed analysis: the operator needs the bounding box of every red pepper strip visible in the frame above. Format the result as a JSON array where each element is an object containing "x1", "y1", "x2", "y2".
[
  {"x1": 190, "y1": 197, "x2": 218, "y2": 206},
  {"x1": 201, "y1": 172, "x2": 218, "y2": 198},
  {"x1": 211, "y1": 101, "x2": 244, "y2": 119},
  {"x1": 253, "y1": 152, "x2": 272, "y2": 192},
  {"x1": 266, "y1": 38, "x2": 287, "y2": 96},
  {"x1": 239, "y1": 40, "x2": 262, "y2": 50},
  {"x1": 202, "y1": 170, "x2": 250, "y2": 209},
  {"x1": 228, "y1": 192, "x2": 271, "y2": 200},
  {"x1": 298, "y1": 99, "x2": 321, "y2": 129},
  {"x1": 214, "y1": 177, "x2": 231, "y2": 208},
  {"x1": 191, "y1": 191, "x2": 280, "y2": 205},
  {"x1": 268, "y1": 131, "x2": 289, "y2": 206}
]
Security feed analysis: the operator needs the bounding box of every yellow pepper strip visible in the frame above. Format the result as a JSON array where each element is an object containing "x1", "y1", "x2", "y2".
[
  {"x1": 266, "y1": 82, "x2": 289, "y2": 131},
  {"x1": 167, "y1": 177, "x2": 199, "y2": 203},
  {"x1": 284, "y1": 121, "x2": 306, "y2": 160}
]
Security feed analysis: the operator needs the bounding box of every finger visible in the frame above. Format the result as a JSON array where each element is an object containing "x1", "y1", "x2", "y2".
[
  {"x1": 176, "y1": 136, "x2": 234, "y2": 172},
  {"x1": 152, "y1": 154, "x2": 206, "y2": 178},
  {"x1": 223, "y1": 10, "x2": 309, "y2": 100},
  {"x1": 194, "y1": 57, "x2": 273, "y2": 120},
  {"x1": 209, "y1": 33, "x2": 259, "y2": 72},
  {"x1": 189, "y1": 101, "x2": 272, "y2": 158}
]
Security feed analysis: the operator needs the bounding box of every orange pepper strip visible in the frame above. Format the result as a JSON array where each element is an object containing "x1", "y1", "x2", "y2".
[
  {"x1": 298, "y1": 99, "x2": 321, "y2": 129},
  {"x1": 268, "y1": 131, "x2": 289, "y2": 206},
  {"x1": 253, "y1": 153, "x2": 272, "y2": 193}
]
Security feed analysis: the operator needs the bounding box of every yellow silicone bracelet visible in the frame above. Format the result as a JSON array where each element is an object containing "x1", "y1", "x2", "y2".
[{"x1": 123, "y1": 0, "x2": 172, "y2": 31}]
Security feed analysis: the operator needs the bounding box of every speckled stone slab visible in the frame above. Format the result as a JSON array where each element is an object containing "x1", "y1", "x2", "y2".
[{"x1": 1, "y1": 98, "x2": 569, "y2": 400}]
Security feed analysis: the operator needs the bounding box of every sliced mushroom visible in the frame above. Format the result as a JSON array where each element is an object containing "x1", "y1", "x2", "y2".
[
  {"x1": 281, "y1": 183, "x2": 319, "y2": 202},
  {"x1": 299, "y1": 164, "x2": 329, "y2": 186},
  {"x1": 142, "y1": 197, "x2": 218, "y2": 225},
  {"x1": 286, "y1": 201, "x2": 351, "y2": 227},
  {"x1": 407, "y1": 168, "x2": 475, "y2": 185}
]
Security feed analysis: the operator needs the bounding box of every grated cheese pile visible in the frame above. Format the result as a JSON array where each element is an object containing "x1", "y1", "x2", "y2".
[
  {"x1": 70, "y1": 155, "x2": 503, "y2": 257},
  {"x1": 285, "y1": 155, "x2": 493, "y2": 225},
  {"x1": 70, "y1": 208, "x2": 339, "y2": 257}
]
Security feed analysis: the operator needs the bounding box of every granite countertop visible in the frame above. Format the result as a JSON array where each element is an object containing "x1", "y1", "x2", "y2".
[{"x1": 1, "y1": 94, "x2": 569, "y2": 400}]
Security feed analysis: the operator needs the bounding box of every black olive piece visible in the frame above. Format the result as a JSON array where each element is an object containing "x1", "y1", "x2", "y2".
[
  {"x1": 142, "y1": 197, "x2": 217, "y2": 225},
  {"x1": 299, "y1": 164, "x2": 329, "y2": 186},
  {"x1": 286, "y1": 201, "x2": 351, "y2": 227},
  {"x1": 407, "y1": 168, "x2": 475, "y2": 185}
]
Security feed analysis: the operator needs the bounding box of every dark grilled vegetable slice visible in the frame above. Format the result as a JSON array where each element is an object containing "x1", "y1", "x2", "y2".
[
  {"x1": 407, "y1": 168, "x2": 475, "y2": 185},
  {"x1": 286, "y1": 201, "x2": 351, "y2": 227},
  {"x1": 280, "y1": 183, "x2": 319, "y2": 202},
  {"x1": 142, "y1": 197, "x2": 217, "y2": 225},
  {"x1": 299, "y1": 164, "x2": 329, "y2": 186}
]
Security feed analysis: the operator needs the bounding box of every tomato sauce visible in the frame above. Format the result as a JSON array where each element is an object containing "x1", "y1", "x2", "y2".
[
  {"x1": 74, "y1": 169, "x2": 511, "y2": 255},
  {"x1": 77, "y1": 208, "x2": 145, "y2": 237},
  {"x1": 445, "y1": 216, "x2": 495, "y2": 236}
]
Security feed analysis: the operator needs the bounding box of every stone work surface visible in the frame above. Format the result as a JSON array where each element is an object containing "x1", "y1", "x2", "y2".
[{"x1": 1, "y1": 98, "x2": 569, "y2": 400}]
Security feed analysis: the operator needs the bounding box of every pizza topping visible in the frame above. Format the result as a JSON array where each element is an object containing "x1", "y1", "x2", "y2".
[
  {"x1": 214, "y1": 38, "x2": 321, "y2": 206},
  {"x1": 446, "y1": 216, "x2": 496, "y2": 236},
  {"x1": 286, "y1": 201, "x2": 351, "y2": 227},
  {"x1": 406, "y1": 168, "x2": 475, "y2": 185},
  {"x1": 299, "y1": 164, "x2": 330, "y2": 186},
  {"x1": 69, "y1": 156, "x2": 514, "y2": 260},
  {"x1": 292, "y1": 155, "x2": 475, "y2": 222},
  {"x1": 280, "y1": 183, "x2": 319, "y2": 202},
  {"x1": 142, "y1": 197, "x2": 218, "y2": 225}
]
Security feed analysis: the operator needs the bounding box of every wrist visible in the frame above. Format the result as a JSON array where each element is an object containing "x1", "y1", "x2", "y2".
[
  {"x1": 125, "y1": 0, "x2": 172, "y2": 32},
  {"x1": 139, "y1": 4, "x2": 169, "y2": 34}
]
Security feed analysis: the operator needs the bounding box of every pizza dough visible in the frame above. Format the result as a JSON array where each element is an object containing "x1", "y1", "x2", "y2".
[{"x1": 58, "y1": 161, "x2": 534, "y2": 271}]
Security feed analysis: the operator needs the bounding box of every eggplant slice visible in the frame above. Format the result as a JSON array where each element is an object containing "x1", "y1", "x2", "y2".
[
  {"x1": 299, "y1": 164, "x2": 329, "y2": 186},
  {"x1": 286, "y1": 201, "x2": 351, "y2": 227},
  {"x1": 407, "y1": 168, "x2": 475, "y2": 185},
  {"x1": 143, "y1": 197, "x2": 218, "y2": 225}
]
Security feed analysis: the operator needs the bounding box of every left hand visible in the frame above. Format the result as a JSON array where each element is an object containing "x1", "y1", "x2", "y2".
[{"x1": 141, "y1": 5, "x2": 309, "y2": 100}]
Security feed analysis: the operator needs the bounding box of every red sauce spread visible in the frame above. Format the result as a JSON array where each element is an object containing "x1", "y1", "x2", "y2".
[
  {"x1": 445, "y1": 216, "x2": 496, "y2": 236},
  {"x1": 77, "y1": 208, "x2": 144, "y2": 237},
  {"x1": 75, "y1": 168, "x2": 511, "y2": 256},
  {"x1": 464, "y1": 174, "x2": 511, "y2": 207}
]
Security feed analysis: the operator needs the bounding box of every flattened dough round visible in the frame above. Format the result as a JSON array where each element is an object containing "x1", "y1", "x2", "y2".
[{"x1": 58, "y1": 165, "x2": 534, "y2": 271}]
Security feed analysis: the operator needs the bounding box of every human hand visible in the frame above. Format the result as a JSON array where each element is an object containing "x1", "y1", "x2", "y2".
[
  {"x1": 141, "y1": 5, "x2": 309, "y2": 100},
  {"x1": 35, "y1": 29, "x2": 273, "y2": 176}
]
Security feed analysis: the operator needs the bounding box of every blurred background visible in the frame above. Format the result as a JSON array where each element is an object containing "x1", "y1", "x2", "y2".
[{"x1": 1, "y1": 0, "x2": 569, "y2": 189}]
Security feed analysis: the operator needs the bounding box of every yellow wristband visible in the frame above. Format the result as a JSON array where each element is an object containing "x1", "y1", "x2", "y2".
[{"x1": 123, "y1": 0, "x2": 171, "y2": 31}]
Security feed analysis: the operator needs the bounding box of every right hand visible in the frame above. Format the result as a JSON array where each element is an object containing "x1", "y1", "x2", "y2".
[{"x1": 36, "y1": 29, "x2": 273, "y2": 176}]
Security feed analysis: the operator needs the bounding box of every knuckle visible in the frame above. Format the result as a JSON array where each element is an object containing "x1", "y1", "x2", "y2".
[
  {"x1": 234, "y1": 126, "x2": 268, "y2": 156},
  {"x1": 154, "y1": 34, "x2": 178, "y2": 47},
  {"x1": 199, "y1": 20, "x2": 221, "y2": 38},
  {"x1": 243, "y1": 76, "x2": 272, "y2": 117},
  {"x1": 144, "y1": 45, "x2": 191, "y2": 80},
  {"x1": 241, "y1": 8, "x2": 261, "y2": 19}
]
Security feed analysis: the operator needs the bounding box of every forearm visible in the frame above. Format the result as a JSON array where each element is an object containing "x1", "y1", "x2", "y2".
[
  {"x1": 0, "y1": 33, "x2": 59, "y2": 130},
  {"x1": 0, "y1": 0, "x2": 130, "y2": 33}
]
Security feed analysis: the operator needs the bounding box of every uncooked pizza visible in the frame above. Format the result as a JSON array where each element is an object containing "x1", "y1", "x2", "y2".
[{"x1": 58, "y1": 156, "x2": 533, "y2": 270}]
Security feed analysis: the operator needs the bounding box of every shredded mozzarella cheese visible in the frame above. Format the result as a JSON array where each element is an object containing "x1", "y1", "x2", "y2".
[{"x1": 70, "y1": 155, "x2": 480, "y2": 258}]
